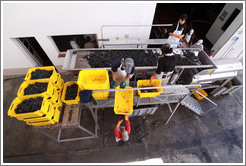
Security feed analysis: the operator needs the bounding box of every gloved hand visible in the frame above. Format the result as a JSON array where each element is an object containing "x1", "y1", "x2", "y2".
[
  {"x1": 179, "y1": 34, "x2": 185, "y2": 39},
  {"x1": 150, "y1": 76, "x2": 154, "y2": 85},
  {"x1": 111, "y1": 80, "x2": 116, "y2": 88},
  {"x1": 120, "y1": 81, "x2": 127, "y2": 88},
  {"x1": 116, "y1": 119, "x2": 123, "y2": 128},
  {"x1": 171, "y1": 33, "x2": 180, "y2": 38}
]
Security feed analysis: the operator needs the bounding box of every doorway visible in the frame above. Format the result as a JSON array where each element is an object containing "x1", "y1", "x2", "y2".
[
  {"x1": 17, "y1": 37, "x2": 54, "y2": 66},
  {"x1": 51, "y1": 34, "x2": 99, "y2": 53},
  {"x1": 149, "y1": 3, "x2": 226, "y2": 50}
]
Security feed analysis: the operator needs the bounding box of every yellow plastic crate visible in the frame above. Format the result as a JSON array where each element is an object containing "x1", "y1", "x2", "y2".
[
  {"x1": 17, "y1": 80, "x2": 55, "y2": 97},
  {"x1": 193, "y1": 89, "x2": 208, "y2": 100},
  {"x1": 53, "y1": 91, "x2": 63, "y2": 107},
  {"x1": 78, "y1": 69, "x2": 110, "y2": 100},
  {"x1": 92, "y1": 91, "x2": 110, "y2": 100},
  {"x1": 45, "y1": 89, "x2": 62, "y2": 107},
  {"x1": 53, "y1": 74, "x2": 64, "y2": 92},
  {"x1": 26, "y1": 120, "x2": 55, "y2": 126},
  {"x1": 114, "y1": 86, "x2": 133, "y2": 115},
  {"x1": 24, "y1": 66, "x2": 58, "y2": 83},
  {"x1": 92, "y1": 83, "x2": 110, "y2": 100},
  {"x1": 77, "y1": 69, "x2": 109, "y2": 90},
  {"x1": 20, "y1": 104, "x2": 55, "y2": 122},
  {"x1": 8, "y1": 95, "x2": 51, "y2": 118},
  {"x1": 61, "y1": 81, "x2": 80, "y2": 105},
  {"x1": 51, "y1": 106, "x2": 61, "y2": 123},
  {"x1": 26, "y1": 106, "x2": 60, "y2": 126},
  {"x1": 137, "y1": 80, "x2": 163, "y2": 98}
]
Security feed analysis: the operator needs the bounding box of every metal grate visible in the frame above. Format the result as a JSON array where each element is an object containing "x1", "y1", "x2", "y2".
[{"x1": 181, "y1": 96, "x2": 203, "y2": 115}]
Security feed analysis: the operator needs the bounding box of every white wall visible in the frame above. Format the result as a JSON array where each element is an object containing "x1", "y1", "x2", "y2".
[
  {"x1": 3, "y1": 2, "x2": 156, "y2": 71},
  {"x1": 206, "y1": 3, "x2": 243, "y2": 45},
  {"x1": 211, "y1": 9, "x2": 243, "y2": 57},
  {"x1": 213, "y1": 24, "x2": 243, "y2": 60}
]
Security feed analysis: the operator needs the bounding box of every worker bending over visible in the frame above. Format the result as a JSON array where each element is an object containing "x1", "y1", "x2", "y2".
[
  {"x1": 150, "y1": 43, "x2": 179, "y2": 86},
  {"x1": 167, "y1": 13, "x2": 188, "y2": 48},
  {"x1": 114, "y1": 115, "x2": 131, "y2": 145},
  {"x1": 111, "y1": 58, "x2": 135, "y2": 89}
]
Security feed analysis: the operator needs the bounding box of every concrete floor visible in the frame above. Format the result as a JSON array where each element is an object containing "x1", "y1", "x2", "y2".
[{"x1": 3, "y1": 72, "x2": 244, "y2": 163}]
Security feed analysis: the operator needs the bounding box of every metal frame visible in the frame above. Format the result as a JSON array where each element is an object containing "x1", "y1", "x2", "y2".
[
  {"x1": 99, "y1": 25, "x2": 203, "y2": 49},
  {"x1": 100, "y1": 24, "x2": 172, "y2": 47},
  {"x1": 38, "y1": 83, "x2": 219, "y2": 143},
  {"x1": 195, "y1": 90, "x2": 217, "y2": 107},
  {"x1": 38, "y1": 105, "x2": 99, "y2": 143},
  {"x1": 165, "y1": 94, "x2": 190, "y2": 124},
  {"x1": 88, "y1": 84, "x2": 202, "y2": 124},
  {"x1": 38, "y1": 82, "x2": 216, "y2": 143}
]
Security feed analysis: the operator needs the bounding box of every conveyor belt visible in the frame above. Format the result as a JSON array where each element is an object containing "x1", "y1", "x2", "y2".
[{"x1": 63, "y1": 48, "x2": 215, "y2": 71}]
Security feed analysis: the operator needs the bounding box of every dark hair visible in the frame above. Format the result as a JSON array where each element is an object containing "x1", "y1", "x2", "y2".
[
  {"x1": 161, "y1": 44, "x2": 173, "y2": 54},
  {"x1": 179, "y1": 13, "x2": 188, "y2": 20}
]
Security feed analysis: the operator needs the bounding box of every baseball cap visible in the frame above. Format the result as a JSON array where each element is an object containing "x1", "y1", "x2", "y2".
[
  {"x1": 121, "y1": 130, "x2": 129, "y2": 141},
  {"x1": 124, "y1": 58, "x2": 134, "y2": 74}
]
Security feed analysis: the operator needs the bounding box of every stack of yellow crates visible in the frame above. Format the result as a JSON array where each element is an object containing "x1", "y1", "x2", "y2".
[
  {"x1": 8, "y1": 66, "x2": 64, "y2": 126},
  {"x1": 77, "y1": 69, "x2": 110, "y2": 100}
]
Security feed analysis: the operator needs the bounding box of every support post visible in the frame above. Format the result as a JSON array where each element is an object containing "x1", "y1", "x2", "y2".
[
  {"x1": 136, "y1": 97, "x2": 141, "y2": 107},
  {"x1": 38, "y1": 129, "x2": 59, "y2": 143},
  {"x1": 195, "y1": 90, "x2": 217, "y2": 107},
  {"x1": 167, "y1": 103, "x2": 173, "y2": 113},
  {"x1": 78, "y1": 125, "x2": 97, "y2": 137},
  {"x1": 87, "y1": 103, "x2": 100, "y2": 130},
  {"x1": 165, "y1": 94, "x2": 189, "y2": 124}
]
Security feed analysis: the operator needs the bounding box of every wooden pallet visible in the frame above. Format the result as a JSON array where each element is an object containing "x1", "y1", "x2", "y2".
[
  {"x1": 34, "y1": 104, "x2": 80, "y2": 129},
  {"x1": 61, "y1": 104, "x2": 80, "y2": 127}
]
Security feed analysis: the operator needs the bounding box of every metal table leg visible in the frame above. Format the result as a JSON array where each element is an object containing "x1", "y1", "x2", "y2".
[
  {"x1": 165, "y1": 95, "x2": 189, "y2": 124},
  {"x1": 78, "y1": 125, "x2": 97, "y2": 137},
  {"x1": 136, "y1": 97, "x2": 141, "y2": 107},
  {"x1": 195, "y1": 90, "x2": 217, "y2": 107},
  {"x1": 38, "y1": 129, "x2": 59, "y2": 143},
  {"x1": 95, "y1": 108, "x2": 98, "y2": 136},
  {"x1": 87, "y1": 103, "x2": 100, "y2": 130},
  {"x1": 58, "y1": 136, "x2": 96, "y2": 142},
  {"x1": 167, "y1": 103, "x2": 173, "y2": 113},
  {"x1": 57, "y1": 128, "x2": 62, "y2": 141}
]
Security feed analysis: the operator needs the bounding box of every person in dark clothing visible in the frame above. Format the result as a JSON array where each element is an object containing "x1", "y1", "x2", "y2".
[
  {"x1": 167, "y1": 13, "x2": 188, "y2": 48},
  {"x1": 150, "y1": 43, "x2": 179, "y2": 86}
]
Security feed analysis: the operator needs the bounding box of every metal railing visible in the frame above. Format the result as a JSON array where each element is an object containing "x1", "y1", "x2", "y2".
[{"x1": 100, "y1": 24, "x2": 173, "y2": 48}]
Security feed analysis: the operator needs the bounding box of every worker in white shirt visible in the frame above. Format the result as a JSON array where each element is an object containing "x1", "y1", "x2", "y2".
[{"x1": 167, "y1": 13, "x2": 188, "y2": 48}]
